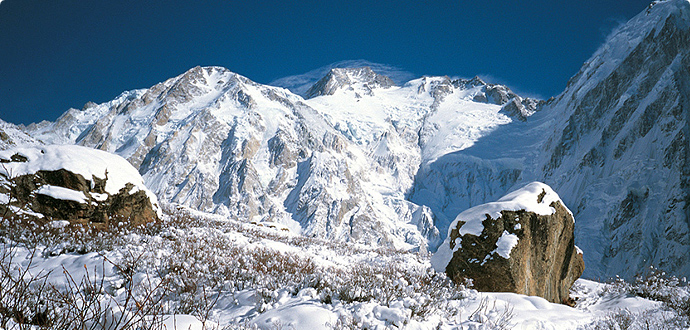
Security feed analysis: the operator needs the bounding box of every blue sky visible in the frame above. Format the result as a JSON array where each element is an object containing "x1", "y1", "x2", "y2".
[{"x1": 0, "y1": 0, "x2": 652, "y2": 125}]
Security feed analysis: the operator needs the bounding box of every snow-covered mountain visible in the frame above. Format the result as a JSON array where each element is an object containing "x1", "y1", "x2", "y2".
[
  {"x1": 12, "y1": 0, "x2": 690, "y2": 281},
  {"x1": 21, "y1": 64, "x2": 536, "y2": 254},
  {"x1": 23, "y1": 66, "x2": 439, "y2": 251}
]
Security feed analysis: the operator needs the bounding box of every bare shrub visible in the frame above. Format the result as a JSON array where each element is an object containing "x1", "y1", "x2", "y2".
[
  {"x1": 1, "y1": 202, "x2": 471, "y2": 329},
  {"x1": 0, "y1": 241, "x2": 171, "y2": 330},
  {"x1": 584, "y1": 308, "x2": 683, "y2": 330},
  {"x1": 0, "y1": 241, "x2": 52, "y2": 329},
  {"x1": 590, "y1": 267, "x2": 690, "y2": 329},
  {"x1": 466, "y1": 297, "x2": 515, "y2": 330}
]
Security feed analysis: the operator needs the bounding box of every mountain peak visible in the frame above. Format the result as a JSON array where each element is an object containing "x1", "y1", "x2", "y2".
[
  {"x1": 271, "y1": 60, "x2": 415, "y2": 97},
  {"x1": 304, "y1": 66, "x2": 396, "y2": 99},
  {"x1": 563, "y1": 0, "x2": 690, "y2": 100}
]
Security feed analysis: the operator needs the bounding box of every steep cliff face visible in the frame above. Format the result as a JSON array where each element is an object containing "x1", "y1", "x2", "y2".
[{"x1": 531, "y1": 0, "x2": 690, "y2": 278}]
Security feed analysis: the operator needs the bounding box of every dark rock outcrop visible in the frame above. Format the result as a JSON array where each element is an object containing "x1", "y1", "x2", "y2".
[
  {"x1": 432, "y1": 182, "x2": 584, "y2": 304},
  {"x1": 0, "y1": 145, "x2": 160, "y2": 230},
  {"x1": 499, "y1": 97, "x2": 545, "y2": 121},
  {"x1": 1, "y1": 169, "x2": 158, "y2": 230}
]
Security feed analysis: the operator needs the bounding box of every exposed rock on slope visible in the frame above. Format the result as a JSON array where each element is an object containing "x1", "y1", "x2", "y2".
[
  {"x1": 0, "y1": 145, "x2": 160, "y2": 229},
  {"x1": 270, "y1": 60, "x2": 416, "y2": 97},
  {"x1": 432, "y1": 182, "x2": 584, "y2": 304}
]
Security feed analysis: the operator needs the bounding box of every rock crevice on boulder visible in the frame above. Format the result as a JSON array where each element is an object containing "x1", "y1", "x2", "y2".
[{"x1": 432, "y1": 182, "x2": 584, "y2": 304}]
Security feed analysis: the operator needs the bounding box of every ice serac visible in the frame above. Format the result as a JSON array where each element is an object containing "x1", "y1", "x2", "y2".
[
  {"x1": 533, "y1": 0, "x2": 690, "y2": 278},
  {"x1": 26, "y1": 66, "x2": 437, "y2": 251},
  {"x1": 304, "y1": 67, "x2": 395, "y2": 99},
  {"x1": 432, "y1": 182, "x2": 584, "y2": 304}
]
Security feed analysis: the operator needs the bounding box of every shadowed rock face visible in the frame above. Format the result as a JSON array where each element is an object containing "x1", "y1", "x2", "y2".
[
  {"x1": 0, "y1": 161, "x2": 159, "y2": 230},
  {"x1": 443, "y1": 190, "x2": 584, "y2": 304}
]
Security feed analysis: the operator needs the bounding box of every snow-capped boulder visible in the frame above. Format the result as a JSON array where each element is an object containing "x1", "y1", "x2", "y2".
[
  {"x1": 0, "y1": 145, "x2": 160, "y2": 229},
  {"x1": 432, "y1": 182, "x2": 584, "y2": 304}
]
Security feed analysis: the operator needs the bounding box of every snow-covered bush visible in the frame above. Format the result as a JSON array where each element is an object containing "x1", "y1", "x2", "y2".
[
  {"x1": 149, "y1": 206, "x2": 466, "y2": 322},
  {"x1": 0, "y1": 240, "x2": 170, "y2": 330},
  {"x1": 585, "y1": 308, "x2": 681, "y2": 330},
  {"x1": 1, "y1": 203, "x2": 474, "y2": 329},
  {"x1": 581, "y1": 267, "x2": 690, "y2": 329}
]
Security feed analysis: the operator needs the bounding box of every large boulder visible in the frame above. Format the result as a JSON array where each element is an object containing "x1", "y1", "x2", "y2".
[
  {"x1": 0, "y1": 145, "x2": 160, "y2": 229},
  {"x1": 432, "y1": 182, "x2": 584, "y2": 304}
]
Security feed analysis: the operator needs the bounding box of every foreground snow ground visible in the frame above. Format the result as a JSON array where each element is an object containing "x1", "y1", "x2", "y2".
[{"x1": 0, "y1": 205, "x2": 684, "y2": 330}]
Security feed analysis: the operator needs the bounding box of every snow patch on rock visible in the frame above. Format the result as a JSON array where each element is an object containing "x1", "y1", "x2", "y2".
[
  {"x1": 494, "y1": 230, "x2": 519, "y2": 259},
  {"x1": 432, "y1": 181, "x2": 568, "y2": 272},
  {"x1": 36, "y1": 185, "x2": 89, "y2": 204},
  {"x1": 456, "y1": 181, "x2": 569, "y2": 237}
]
